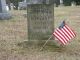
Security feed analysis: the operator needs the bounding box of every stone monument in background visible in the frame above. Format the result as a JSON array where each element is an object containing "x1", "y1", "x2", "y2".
[
  {"x1": 71, "y1": 1, "x2": 76, "y2": 7},
  {"x1": 27, "y1": 1, "x2": 54, "y2": 40},
  {"x1": 0, "y1": 0, "x2": 11, "y2": 20},
  {"x1": 60, "y1": 0, "x2": 63, "y2": 6}
]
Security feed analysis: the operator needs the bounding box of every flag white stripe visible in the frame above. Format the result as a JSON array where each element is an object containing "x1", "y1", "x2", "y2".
[
  {"x1": 56, "y1": 28, "x2": 69, "y2": 43},
  {"x1": 61, "y1": 28, "x2": 72, "y2": 40},
  {"x1": 64, "y1": 26, "x2": 74, "y2": 38},
  {"x1": 57, "y1": 28, "x2": 70, "y2": 41},
  {"x1": 55, "y1": 30, "x2": 67, "y2": 43},
  {"x1": 53, "y1": 32, "x2": 66, "y2": 45},
  {"x1": 65, "y1": 25, "x2": 75, "y2": 37},
  {"x1": 65, "y1": 25, "x2": 76, "y2": 37}
]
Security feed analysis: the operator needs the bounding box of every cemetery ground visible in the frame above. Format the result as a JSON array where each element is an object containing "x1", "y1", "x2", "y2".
[{"x1": 0, "y1": 6, "x2": 80, "y2": 60}]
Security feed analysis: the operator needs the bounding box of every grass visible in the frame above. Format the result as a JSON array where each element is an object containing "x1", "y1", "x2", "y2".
[
  {"x1": 0, "y1": 6, "x2": 80, "y2": 60},
  {"x1": 0, "y1": 10, "x2": 28, "y2": 60}
]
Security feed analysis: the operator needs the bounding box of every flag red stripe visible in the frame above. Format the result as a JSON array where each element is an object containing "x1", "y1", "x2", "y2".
[
  {"x1": 63, "y1": 27, "x2": 73, "y2": 38},
  {"x1": 53, "y1": 32, "x2": 65, "y2": 45},
  {"x1": 65, "y1": 25, "x2": 76, "y2": 37},
  {"x1": 56, "y1": 29, "x2": 68, "y2": 42},
  {"x1": 57, "y1": 28, "x2": 69, "y2": 42},
  {"x1": 60, "y1": 28, "x2": 70, "y2": 41},
  {"x1": 65, "y1": 25, "x2": 74, "y2": 38},
  {"x1": 54, "y1": 31, "x2": 66, "y2": 44},
  {"x1": 72, "y1": 30, "x2": 76, "y2": 37},
  {"x1": 61, "y1": 28, "x2": 72, "y2": 40},
  {"x1": 55, "y1": 30, "x2": 67, "y2": 43},
  {"x1": 53, "y1": 33, "x2": 65, "y2": 45}
]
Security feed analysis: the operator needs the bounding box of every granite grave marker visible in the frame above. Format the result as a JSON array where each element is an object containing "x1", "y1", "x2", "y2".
[
  {"x1": 27, "y1": 4, "x2": 54, "y2": 40},
  {"x1": 0, "y1": 0, "x2": 11, "y2": 20}
]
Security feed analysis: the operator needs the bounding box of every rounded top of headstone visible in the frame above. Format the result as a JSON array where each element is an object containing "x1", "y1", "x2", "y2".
[{"x1": 26, "y1": 0, "x2": 54, "y2": 4}]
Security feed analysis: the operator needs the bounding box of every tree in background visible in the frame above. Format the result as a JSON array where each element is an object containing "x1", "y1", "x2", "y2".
[
  {"x1": 63, "y1": 0, "x2": 72, "y2": 6},
  {"x1": 74, "y1": 0, "x2": 80, "y2": 5},
  {"x1": 63, "y1": 0, "x2": 80, "y2": 6}
]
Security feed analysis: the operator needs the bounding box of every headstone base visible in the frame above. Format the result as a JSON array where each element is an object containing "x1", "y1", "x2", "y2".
[{"x1": 0, "y1": 13, "x2": 12, "y2": 20}]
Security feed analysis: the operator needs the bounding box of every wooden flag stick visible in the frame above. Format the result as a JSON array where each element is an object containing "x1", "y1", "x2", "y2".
[{"x1": 40, "y1": 34, "x2": 53, "y2": 51}]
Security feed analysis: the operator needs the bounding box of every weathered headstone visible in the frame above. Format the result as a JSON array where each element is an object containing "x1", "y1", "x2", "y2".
[
  {"x1": 27, "y1": 4, "x2": 54, "y2": 40},
  {"x1": 71, "y1": 1, "x2": 76, "y2": 7},
  {"x1": 10, "y1": 3, "x2": 14, "y2": 10},
  {"x1": 6, "y1": 4, "x2": 9, "y2": 11},
  {"x1": 0, "y1": 0, "x2": 11, "y2": 20},
  {"x1": 60, "y1": 0, "x2": 63, "y2": 6}
]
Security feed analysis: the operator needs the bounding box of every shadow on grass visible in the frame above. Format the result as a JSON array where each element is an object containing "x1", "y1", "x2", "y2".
[{"x1": 17, "y1": 41, "x2": 67, "y2": 53}]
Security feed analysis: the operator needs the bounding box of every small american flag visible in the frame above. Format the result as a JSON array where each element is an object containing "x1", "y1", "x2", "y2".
[{"x1": 53, "y1": 21, "x2": 76, "y2": 45}]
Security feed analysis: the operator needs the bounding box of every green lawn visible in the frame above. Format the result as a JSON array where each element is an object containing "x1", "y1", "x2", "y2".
[{"x1": 0, "y1": 6, "x2": 80, "y2": 60}]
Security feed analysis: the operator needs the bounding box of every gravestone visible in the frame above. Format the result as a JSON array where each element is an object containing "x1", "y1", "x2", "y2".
[
  {"x1": 6, "y1": 4, "x2": 9, "y2": 11},
  {"x1": 60, "y1": 0, "x2": 63, "y2": 6},
  {"x1": 27, "y1": 4, "x2": 54, "y2": 40},
  {"x1": 10, "y1": 3, "x2": 14, "y2": 10},
  {"x1": 71, "y1": 1, "x2": 76, "y2": 7},
  {"x1": 0, "y1": 0, "x2": 11, "y2": 20}
]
